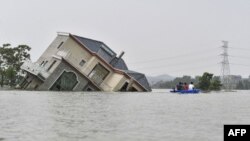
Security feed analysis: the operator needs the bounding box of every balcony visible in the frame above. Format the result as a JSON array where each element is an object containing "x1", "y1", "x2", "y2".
[{"x1": 21, "y1": 60, "x2": 50, "y2": 81}]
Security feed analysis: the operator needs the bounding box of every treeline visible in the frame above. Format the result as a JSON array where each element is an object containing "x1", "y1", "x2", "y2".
[
  {"x1": 152, "y1": 72, "x2": 222, "y2": 91},
  {"x1": 152, "y1": 75, "x2": 198, "y2": 89},
  {"x1": 0, "y1": 44, "x2": 31, "y2": 87}
]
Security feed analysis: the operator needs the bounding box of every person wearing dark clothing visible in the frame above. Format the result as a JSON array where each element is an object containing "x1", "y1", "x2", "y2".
[{"x1": 176, "y1": 82, "x2": 183, "y2": 90}]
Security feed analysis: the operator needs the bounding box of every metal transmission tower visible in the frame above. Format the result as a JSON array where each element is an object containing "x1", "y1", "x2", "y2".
[{"x1": 220, "y1": 41, "x2": 231, "y2": 91}]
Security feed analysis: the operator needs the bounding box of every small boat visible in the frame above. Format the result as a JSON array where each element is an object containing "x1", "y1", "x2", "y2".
[{"x1": 170, "y1": 89, "x2": 200, "y2": 94}]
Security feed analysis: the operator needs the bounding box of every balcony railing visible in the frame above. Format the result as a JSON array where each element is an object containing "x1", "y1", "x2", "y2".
[{"x1": 21, "y1": 60, "x2": 50, "y2": 80}]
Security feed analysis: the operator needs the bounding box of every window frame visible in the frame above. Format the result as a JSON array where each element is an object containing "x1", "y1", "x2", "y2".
[
  {"x1": 57, "y1": 42, "x2": 64, "y2": 49},
  {"x1": 79, "y1": 59, "x2": 86, "y2": 67},
  {"x1": 88, "y1": 63, "x2": 110, "y2": 85}
]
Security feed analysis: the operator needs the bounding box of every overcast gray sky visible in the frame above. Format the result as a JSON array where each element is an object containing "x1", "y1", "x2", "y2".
[{"x1": 1, "y1": 0, "x2": 250, "y2": 77}]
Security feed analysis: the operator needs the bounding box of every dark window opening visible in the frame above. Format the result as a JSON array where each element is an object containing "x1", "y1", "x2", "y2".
[
  {"x1": 130, "y1": 87, "x2": 138, "y2": 92},
  {"x1": 79, "y1": 59, "x2": 86, "y2": 67},
  {"x1": 43, "y1": 61, "x2": 48, "y2": 67},
  {"x1": 57, "y1": 42, "x2": 64, "y2": 49},
  {"x1": 40, "y1": 61, "x2": 45, "y2": 66},
  {"x1": 120, "y1": 82, "x2": 129, "y2": 91},
  {"x1": 50, "y1": 71, "x2": 78, "y2": 91},
  {"x1": 88, "y1": 63, "x2": 109, "y2": 85},
  {"x1": 47, "y1": 60, "x2": 57, "y2": 71},
  {"x1": 86, "y1": 87, "x2": 93, "y2": 91}
]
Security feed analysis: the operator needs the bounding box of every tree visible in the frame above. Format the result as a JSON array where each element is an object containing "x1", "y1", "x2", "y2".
[
  {"x1": 13, "y1": 45, "x2": 31, "y2": 71},
  {"x1": 209, "y1": 76, "x2": 222, "y2": 91},
  {"x1": 197, "y1": 72, "x2": 213, "y2": 91},
  {"x1": 0, "y1": 69, "x2": 5, "y2": 87},
  {"x1": 197, "y1": 72, "x2": 222, "y2": 91},
  {"x1": 0, "y1": 44, "x2": 31, "y2": 87},
  {"x1": 5, "y1": 67, "x2": 16, "y2": 87}
]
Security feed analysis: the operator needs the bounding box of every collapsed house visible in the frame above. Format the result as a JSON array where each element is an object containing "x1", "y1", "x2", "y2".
[{"x1": 20, "y1": 32, "x2": 151, "y2": 92}]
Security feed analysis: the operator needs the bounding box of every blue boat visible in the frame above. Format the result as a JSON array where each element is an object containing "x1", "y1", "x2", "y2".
[{"x1": 170, "y1": 89, "x2": 200, "y2": 94}]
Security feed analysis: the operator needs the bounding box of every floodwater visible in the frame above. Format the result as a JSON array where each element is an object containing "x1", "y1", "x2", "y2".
[{"x1": 0, "y1": 90, "x2": 250, "y2": 141}]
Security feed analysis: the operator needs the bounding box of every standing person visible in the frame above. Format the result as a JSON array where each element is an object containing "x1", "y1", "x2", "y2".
[
  {"x1": 189, "y1": 82, "x2": 194, "y2": 90},
  {"x1": 183, "y1": 82, "x2": 189, "y2": 90}
]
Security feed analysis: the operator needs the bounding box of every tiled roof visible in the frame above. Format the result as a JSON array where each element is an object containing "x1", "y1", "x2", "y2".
[
  {"x1": 110, "y1": 57, "x2": 128, "y2": 70},
  {"x1": 72, "y1": 34, "x2": 151, "y2": 91},
  {"x1": 73, "y1": 35, "x2": 128, "y2": 70},
  {"x1": 123, "y1": 70, "x2": 152, "y2": 92}
]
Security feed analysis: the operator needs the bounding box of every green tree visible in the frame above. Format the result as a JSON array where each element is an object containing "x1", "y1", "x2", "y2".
[
  {"x1": 197, "y1": 72, "x2": 222, "y2": 91},
  {"x1": 0, "y1": 44, "x2": 31, "y2": 87},
  {"x1": 197, "y1": 72, "x2": 213, "y2": 91},
  {"x1": 5, "y1": 67, "x2": 16, "y2": 87},
  {"x1": 209, "y1": 76, "x2": 222, "y2": 91},
  {"x1": 0, "y1": 69, "x2": 5, "y2": 87}
]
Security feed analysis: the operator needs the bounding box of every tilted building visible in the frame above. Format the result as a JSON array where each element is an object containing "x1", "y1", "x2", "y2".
[{"x1": 20, "y1": 32, "x2": 151, "y2": 92}]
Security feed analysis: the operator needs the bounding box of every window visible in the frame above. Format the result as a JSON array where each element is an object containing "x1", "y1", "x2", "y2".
[
  {"x1": 100, "y1": 44, "x2": 116, "y2": 56},
  {"x1": 120, "y1": 82, "x2": 129, "y2": 91},
  {"x1": 79, "y1": 60, "x2": 86, "y2": 67},
  {"x1": 47, "y1": 60, "x2": 57, "y2": 71},
  {"x1": 40, "y1": 61, "x2": 45, "y2": 66},
  {"x1": 50, "y1": 71, "x2": 78, "y2": 91},
  {"x1": 57, "y1": 42, "x2": 64, "y2": 49},
  {"x1": 43, "y1": 61, "x2": 48, "y2": 67},
  {"x1": 89, "y1": 64, "x2": 109, "y2": 85}
]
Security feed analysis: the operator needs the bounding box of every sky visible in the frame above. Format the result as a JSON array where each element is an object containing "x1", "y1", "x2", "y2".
[{"x1": 1, "y1": 0, "x2": 250, "y2": 77}]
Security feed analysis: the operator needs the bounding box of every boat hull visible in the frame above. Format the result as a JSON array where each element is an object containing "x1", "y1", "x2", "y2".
[{"x1": 170, "y1": 89, "x2": 200, "y2": 94}]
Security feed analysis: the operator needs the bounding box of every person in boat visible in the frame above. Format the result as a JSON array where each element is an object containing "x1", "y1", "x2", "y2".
[
  {"x1": 183, "y1": 82, "x2": 189, "y2": 90},
  {"x1": 176, "y1": 82, "x2": 183, "y2": 90},
  {"x1": 188, "y1": 82, "x2": 194, "y2": 90}
]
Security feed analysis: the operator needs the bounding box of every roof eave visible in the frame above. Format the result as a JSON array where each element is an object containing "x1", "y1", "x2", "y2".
[{"x1": 69, "y1": 33, "x2": 150, "y2": 92}]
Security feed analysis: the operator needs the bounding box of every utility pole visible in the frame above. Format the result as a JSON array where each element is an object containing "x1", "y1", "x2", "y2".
[{"x1": 220, "y1": 41, "x2": 231, "y2": 91}]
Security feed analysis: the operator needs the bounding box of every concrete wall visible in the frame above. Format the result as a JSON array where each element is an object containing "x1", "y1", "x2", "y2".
[
  {"x1": 36, "y1": 35, "x2": 69, "y2": 69},
  {"x1": 59, "y1": 37, "x2": 92, "y2": 76},
  {"x1": 24, "y1": 75, "x2": 43, "y2": 90},
  {"x1": 60, "y1": 37, "x2": 125, "y2": 91},
  {"x1": 101, "y1": 73, "x2": 124, "y2": 91},
  {"x1": 38, "y1": 60, "x2": 98, "y2": 91},
  {"x1": 131, "y1": 83, "x2": 144, "y2": 91}
]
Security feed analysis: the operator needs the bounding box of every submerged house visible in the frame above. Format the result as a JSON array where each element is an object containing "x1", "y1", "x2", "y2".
[{"x1": 20, "y1": 32, "x2": 151, "y2": 92}]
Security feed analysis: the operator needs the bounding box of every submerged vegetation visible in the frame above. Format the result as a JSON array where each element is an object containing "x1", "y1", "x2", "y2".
[
  {"x1": 196, "y1": 72, "x2": 222, "y2": 91},
  {"x1": 0, "y1": 44, "x2": 31, "y2": 87}
]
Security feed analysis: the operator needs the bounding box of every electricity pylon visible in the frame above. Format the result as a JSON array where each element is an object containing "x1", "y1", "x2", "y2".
[{"x1": 220, "y1": 41, "x2": 231, "y2": 91}]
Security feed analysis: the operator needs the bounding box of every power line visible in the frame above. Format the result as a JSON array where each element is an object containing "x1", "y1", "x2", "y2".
[
  {"x1": 228, "y1": 47, "x2": 250, "y2": 51},
  {"x1": 127, "y1": 47, "x2": 219, "y2": 65},
  {"x1": 229, "y1": 55, "x2": 250, "y2": 60},
  {"x1": 146, "y1": 63, "x2": 219, "y2": 76},
  {"x1": 165, "y1": 63, "x2": 218, "y2": 73},
  {"x1": 126, "y1": 42, "x2": 249, "y2": 77},
  {"x1": 230, "y1": 63, "x2": 250, "y2": 67},
  {"x1": 130, "y1": 54, "x2": 219, "y2": 70}
]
